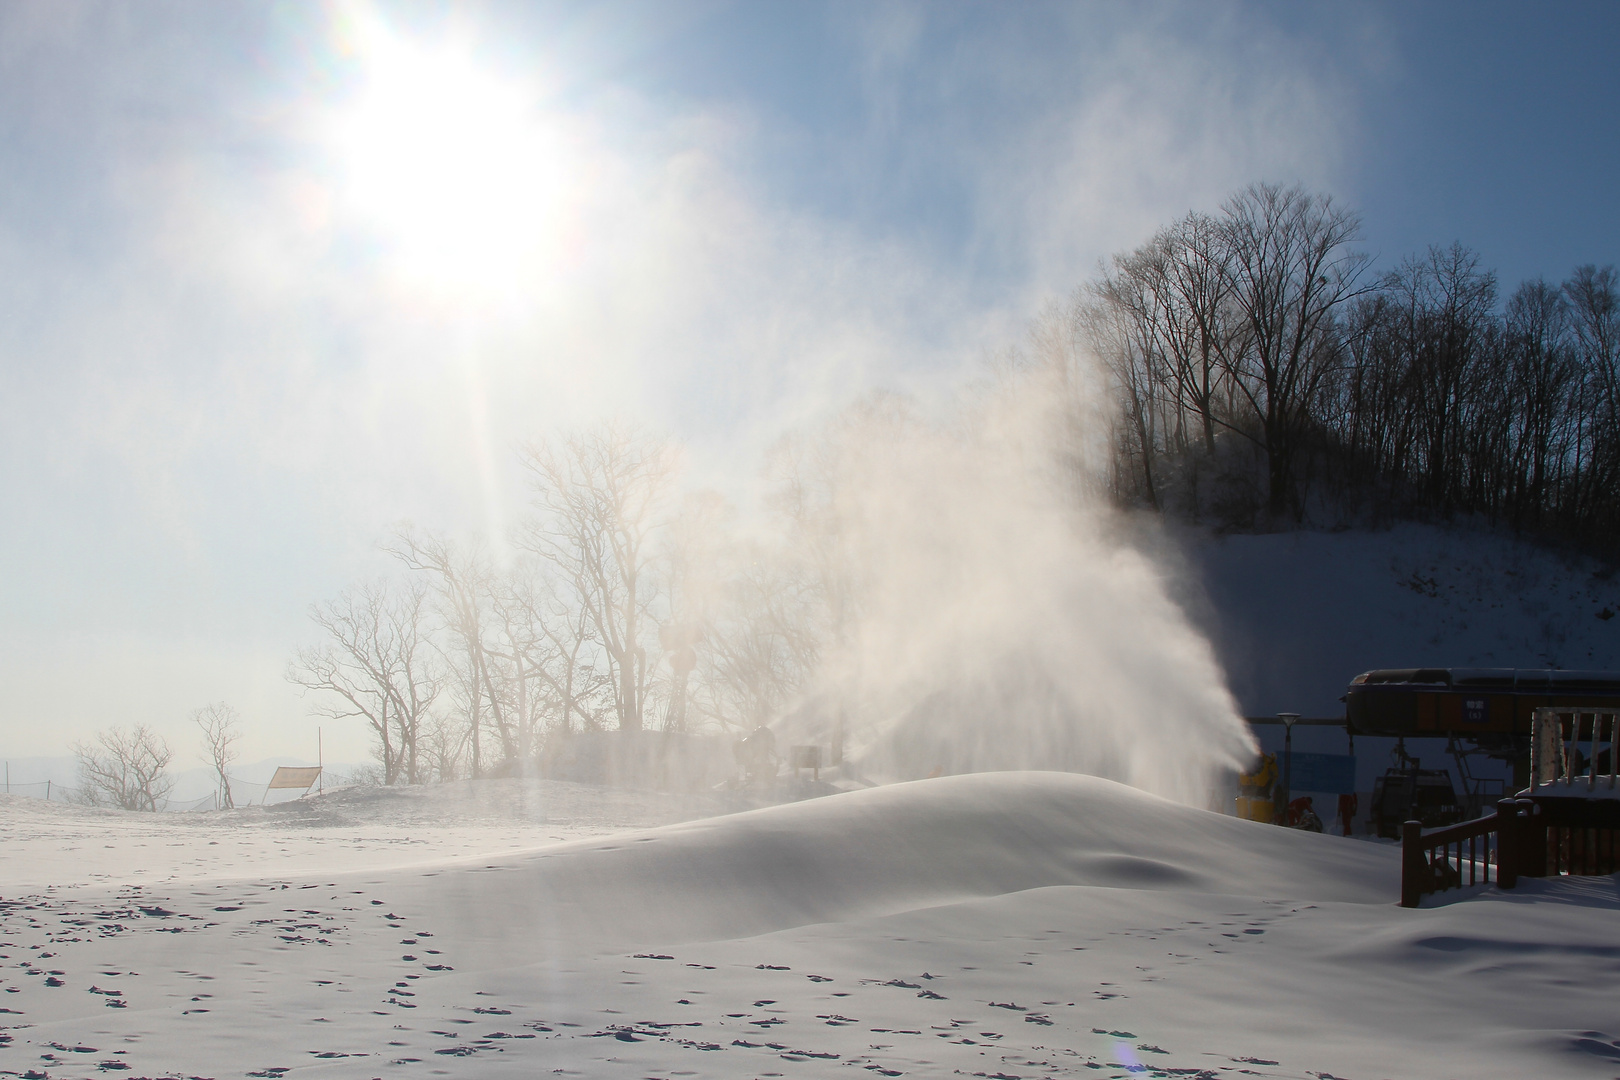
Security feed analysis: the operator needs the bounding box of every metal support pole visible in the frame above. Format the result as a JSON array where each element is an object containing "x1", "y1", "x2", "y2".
[
  {"x1": 1277, "y1": 713, "x2": 1299, "y2": 824},
  {"x1": 1529, "y1": 711, "x2": 1542, "y2": 792}
]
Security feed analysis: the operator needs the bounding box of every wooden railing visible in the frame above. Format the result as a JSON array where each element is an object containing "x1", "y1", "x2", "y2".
[
  {"x1": 1402, "y1": 795, "x2": 1620, "y2": 906},
  {"x1": 1525, "y1": 706, "x2": 1620, "y2": 879},
  {"x1": 1530, "y1": 706, "x2": 1620, "y2": 795},
  {"x1": 1529, "y1": 796, "x2": 1620, "y2": 876},
  {"x1": 1400, "y1": 798, "x2": 1525, "y2": 907}
]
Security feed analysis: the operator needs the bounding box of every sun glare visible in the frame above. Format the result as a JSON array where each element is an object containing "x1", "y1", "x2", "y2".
[{"x1": 330, "y1": 15, "x2": 568, "y2": 299}]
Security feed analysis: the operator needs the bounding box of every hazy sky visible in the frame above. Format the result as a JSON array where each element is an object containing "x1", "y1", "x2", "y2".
[{"x1": 2, "y1": 1, "x2": 1616, "y2": 763}]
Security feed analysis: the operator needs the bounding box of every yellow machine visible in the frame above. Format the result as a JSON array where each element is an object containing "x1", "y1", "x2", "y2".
[{"x1": 1236, "y1": 752, "x2": 1278, "y2": 823}]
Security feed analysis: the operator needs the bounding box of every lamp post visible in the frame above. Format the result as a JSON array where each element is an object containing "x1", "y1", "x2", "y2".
[{"x1": 1277, "y1": 712, "x2": 1300, "y2": 824}]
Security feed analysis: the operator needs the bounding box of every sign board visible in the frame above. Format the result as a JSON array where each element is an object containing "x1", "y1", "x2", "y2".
[
  {"x1": 1287, "y1": 753, "x2": 1356, "y2": 794},
  {"x1": 266, "y1": 766, "x2": 323, "y2": 791}
]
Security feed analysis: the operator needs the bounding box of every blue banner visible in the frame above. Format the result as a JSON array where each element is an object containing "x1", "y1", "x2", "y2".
[{"x1": 1286, "y1": 752, "x2": 1357, "y2": 793}]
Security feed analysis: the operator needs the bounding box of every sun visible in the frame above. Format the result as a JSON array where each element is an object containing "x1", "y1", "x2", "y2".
[{"x1": 328, "y1": 12, "x2": 568, "y2": 299}]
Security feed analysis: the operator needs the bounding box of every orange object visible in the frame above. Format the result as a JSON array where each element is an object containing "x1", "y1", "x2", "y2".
[
  {"x1": 1286, "y1": 795, "x2": 1313, "y2": 826},
  {"x1": 1337, "y1": 792, "x2": 1358, "y2": 836}
]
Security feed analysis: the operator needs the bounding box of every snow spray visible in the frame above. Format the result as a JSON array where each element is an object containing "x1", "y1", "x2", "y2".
[{"x1": 776, "y1": 360, "x2": 1255, "y2": 808}]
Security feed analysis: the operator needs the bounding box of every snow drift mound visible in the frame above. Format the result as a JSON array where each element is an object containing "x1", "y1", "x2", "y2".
[
  {"x1": 230, "y1": 775, "x2": 737, "y2": 829},
  {"x1": 368, "y1": 772, "x2": 1397, "y2": 957}
]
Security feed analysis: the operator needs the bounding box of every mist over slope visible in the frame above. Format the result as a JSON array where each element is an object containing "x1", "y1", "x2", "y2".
[{"x1": 790, "y1": 390, "x2": 1255, "y2": 804}]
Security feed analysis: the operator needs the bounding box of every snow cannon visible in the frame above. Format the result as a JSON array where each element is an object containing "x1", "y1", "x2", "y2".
[{"x1": 1235, "y1": 752, "x2": 1277, "y2": 822}]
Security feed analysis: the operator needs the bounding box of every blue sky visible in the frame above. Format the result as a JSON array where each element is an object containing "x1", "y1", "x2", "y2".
[{"x1": 1, "y1": 1, "x2": 1616, "y2": 761}]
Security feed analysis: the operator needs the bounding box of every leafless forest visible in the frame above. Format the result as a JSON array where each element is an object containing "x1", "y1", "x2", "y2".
[
  {"x1": 287, "y1": 412, "x2": 888, "y2": 785},
  {"x1": 1086, "y1": 183, "x2": 1620, "y2": 540}
]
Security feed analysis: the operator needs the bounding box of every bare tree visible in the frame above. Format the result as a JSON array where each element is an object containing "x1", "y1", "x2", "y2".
[
  {"x1": 1081, "y1": 263, "x2": 1168, "y2": 507},
  {"x1": 658, "y1": 491, "x2": 727, "y2": 734},
  {"x1": 1566, "y1": 265, "x2": 1620, "y2": 524},
  {"x1": 1502, "y1": 279, "x2": 1577, "y2": 525},
  {"x1": 1378, "y1": 243, "x2": 1499, "y2": 510},
  {"x1": 1135, "y1": 212, "x2": 1248, "y2": 458},
  {"x1": 519, "y1": 422, "x2": 675, "y2": 733},
  {"x1": 288, "y1": 578, "x2": 441, "y2": 784},
  {"x1": 697, "y1": 548, "x2": 815, "y2": 733},
  {"x1": 387, "y1": 530, "x2": 502, "y2": 776},
  {"x1": 482, "y1": 567, "x2": 543, "y2": 766},
  {"x1": 74, "y1": 725, "x2": 174, "y2": 812},
  {"x1": 658, "y1": 491, "x2": 812, "y2": 735},
  {"x1": 419, "y1": 712, "x2": 467, "y2": 783},
  {"x1": 192, "y1": 701, "x2": 241, "y2": 810},
  {"x1": 506, "y1": 561, "x2": 608, "y2": 739},
  {"x1": 1218, "y1": 182, "x2": 1370, "y2": 515},
  {"x1": 485, "y1": 558, "x2": 612, "y2": 760}
]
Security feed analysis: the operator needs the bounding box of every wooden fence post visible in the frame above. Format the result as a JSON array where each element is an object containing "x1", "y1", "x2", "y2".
[
  {"x1": 1496, "y1": 798, "x2": 1520, "y2": 890},
  {"x1": 1400, "y1": 820, "x2": 1424, "y2": 908},
  {"x1": 1522, "y1": 805, "x2": 1548, "y2": 877}
]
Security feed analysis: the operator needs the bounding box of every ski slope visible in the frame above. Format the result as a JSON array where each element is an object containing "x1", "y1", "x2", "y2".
[
  {"x1": 1181, "y1": 521, "x2": 1620, "y2": 804},
  {"x1": 2, "y1": 772, "x2": 1617, "y2": 1079},
  {"x1": 1187, "y1": 522, "x2": 1620, "y2": 719}
]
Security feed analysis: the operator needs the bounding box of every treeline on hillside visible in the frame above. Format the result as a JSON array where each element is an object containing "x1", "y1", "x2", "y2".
[{"x1": 1081, "y1": 183, "x2": 1620, "y2": 546}]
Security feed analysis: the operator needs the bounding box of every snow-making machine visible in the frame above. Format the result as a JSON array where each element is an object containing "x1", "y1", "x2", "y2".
[{"x1": 1235, "y1": 752, "x2": 1277, "y2": 823}]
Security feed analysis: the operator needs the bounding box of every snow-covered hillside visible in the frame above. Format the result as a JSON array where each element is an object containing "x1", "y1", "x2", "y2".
[
  {"x1": 2, "y1": 773, "x2": 1617, "y2": 1079},
  {"x1": 1178, "y1": 522, "x2": 1620, "y2": 800},
  {"x1": 1186, "y1": 522, "x2": 1620, "y2": 717}
]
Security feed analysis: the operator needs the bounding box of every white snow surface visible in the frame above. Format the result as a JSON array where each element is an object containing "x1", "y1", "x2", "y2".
[{"x1": 3, "y1": 772, "x2": 1619, "y2": 1079}]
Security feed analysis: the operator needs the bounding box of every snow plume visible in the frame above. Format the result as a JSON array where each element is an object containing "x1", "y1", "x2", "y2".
[{"x1": 779, "y1": 362, "x2": 1254, "y2": 807}]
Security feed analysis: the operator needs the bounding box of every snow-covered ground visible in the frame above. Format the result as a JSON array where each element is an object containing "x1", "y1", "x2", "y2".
[
  {"x1": 4, "y1": 772, "x2": 1618, "y2": 1080},
  {"x1": 6, "y1": 523, "x2": 1620, "y2": 1077}
]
